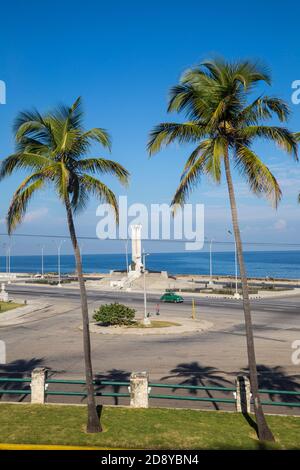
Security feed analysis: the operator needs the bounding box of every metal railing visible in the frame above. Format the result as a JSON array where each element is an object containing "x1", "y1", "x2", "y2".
[
  {"x1": 0, "y1": 376, "x2": 299, "y2": 408},
  {"x1": 148, "y1": 382, "x2": 237, "y2": 404}
]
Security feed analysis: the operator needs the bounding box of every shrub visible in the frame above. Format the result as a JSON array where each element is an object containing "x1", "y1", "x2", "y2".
[{"x1": 93, "y1": 303, "x2": 136, "y2": 326}]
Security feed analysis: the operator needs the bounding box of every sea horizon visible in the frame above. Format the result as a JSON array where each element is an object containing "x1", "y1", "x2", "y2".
[{"x1": 1, "y1": 250, "x2": 299, "y2": 280}]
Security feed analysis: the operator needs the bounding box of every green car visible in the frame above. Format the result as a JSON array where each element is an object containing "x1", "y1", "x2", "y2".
[{"x1": 160, "y1": 292, "x2": 184, "y2": 303}]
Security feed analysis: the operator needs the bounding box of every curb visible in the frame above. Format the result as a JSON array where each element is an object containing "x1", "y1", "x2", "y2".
[
  {"x1": 86, "y1": 319, "x2": 213, "y2": 335},
  {"x1": 0, "y1": 443, "x2": 120, "y2": 450}
]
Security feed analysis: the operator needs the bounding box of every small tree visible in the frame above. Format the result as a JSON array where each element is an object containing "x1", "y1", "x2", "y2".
[{"x1": 94, "y1": 303, "x2": 136, "y2": 326}]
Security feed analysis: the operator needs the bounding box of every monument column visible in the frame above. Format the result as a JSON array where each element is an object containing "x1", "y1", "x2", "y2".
[{"x1": 131, "y1": 224, "x2": 142, "y2": 272}]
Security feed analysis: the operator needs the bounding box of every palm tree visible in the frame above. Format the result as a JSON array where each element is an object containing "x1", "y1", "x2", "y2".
[
  {"x1": 148, "y1": 58, "x2": 298, "y2": 441},
  {"x1": 0, "y1": 97, "x2": 129, "y2": 432}
]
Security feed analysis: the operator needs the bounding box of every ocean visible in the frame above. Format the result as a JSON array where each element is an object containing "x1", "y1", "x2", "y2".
[{"x1": 1, "y1": 250, "x2": 300, "y2": 279}]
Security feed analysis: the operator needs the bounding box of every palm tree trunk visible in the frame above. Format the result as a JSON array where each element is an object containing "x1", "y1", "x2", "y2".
[
  {"x1": 64, "y1": 195, "x2": 101, "y2": 433},
  {"x1": 224, "y1": 149, "x2": 274, "y2": 442}
]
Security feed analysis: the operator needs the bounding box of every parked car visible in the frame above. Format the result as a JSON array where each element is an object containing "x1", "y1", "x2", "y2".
[{"x1": 160, "y1": 291, "x2": 184, "y2": 303}]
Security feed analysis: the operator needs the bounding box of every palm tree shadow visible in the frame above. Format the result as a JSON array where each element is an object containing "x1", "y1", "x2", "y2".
[
  {"x1": 242, "y1": 411, "x2": 258, "y2": 435},
  {"x1": 232, "y1": 364, "x2": 300, "y2": 439},
  {"x1": 162, "y1": 362, "x2": 233, "y2": 410},
  {"x1": 241, "y1": 364, "x2": 300, "y2": 404},
  {"x1": 0, "y1": 358, "x2": 45, "y2": 402},
  {"x1": 93, "y1": 369, "x2": 131, "y2": 405}
]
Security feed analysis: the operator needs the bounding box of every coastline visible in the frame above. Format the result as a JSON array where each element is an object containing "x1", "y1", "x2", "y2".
[{"x1": 0, "y1": 250, "x2": 300, "y2": 280}]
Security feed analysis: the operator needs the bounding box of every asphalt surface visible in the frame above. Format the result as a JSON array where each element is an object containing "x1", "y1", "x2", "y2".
[
  {"x1": 0, "y1": 284, "x2": 299, "y2": 413},
  {"x1": 5, "y1": 283, "x2": 300, "y2": 314}
]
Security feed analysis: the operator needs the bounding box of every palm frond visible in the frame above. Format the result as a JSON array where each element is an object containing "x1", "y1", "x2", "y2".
[
  {"x1": 232, "y1": 59, "x2": 271, "y2": 88},
  {"x1": 205, "y1": 137, "x2": 226, "y2": 183},
  {"x1": 235, "y1": 145, "x2": 282, "y2": 207},
  {"x1": 3, "y1": 98, "x2": 126, "y2": 230},
  {"x1": 78, "y1": 158, "x2": 129, "y2": 185},
  {"x1": 80, "y1": 128, "x2": 112, "y2": 150},
  {"x1": 7, "y1": 177, "x2": 45, "y2": 234},
  {"x1": 237, "y1": 96, "x2": 290, "y2": 125},
  {"x1": 240, "y1": 126, "x2": 298, "y2": 159},
  {"x1": 183, "y1": 139, "x2": 213, "y2": 171},
  {"x1": 294, "y1": 132, "x2": 300, "y2": 142},
  {"x1": 80, "y1": 174, "x2": 119, "y2": 222},
  {"x1": 171, "y1": 150, "x2": 212, "y2": 207},
  {"x1": 50, "y1": 97, "x2": 84, "y2": 131},
  {"x1": 0, "y1": 153, "x2": 53, "y2": 180},
  {"x1": 148, "y1": 57, "x2": 294, "y2": 215},
  {"x1": 148, "y1": 122, "x2": 206, "y2": 155}
]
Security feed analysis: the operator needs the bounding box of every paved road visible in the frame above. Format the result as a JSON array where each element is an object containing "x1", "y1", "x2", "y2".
[
  {"x1": 5, "y1": 283, "x2": 300, "y2": 314},
  {"x1": 0, "y1": 284, "x2": 299, "y2": 413}
]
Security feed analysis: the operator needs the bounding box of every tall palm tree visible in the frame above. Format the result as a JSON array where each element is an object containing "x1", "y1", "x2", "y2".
[
  {"x1": 0, "y1": 98, "x2": 129, "y2": 432},
  {"x1": 148, "y1": 58, "x2": 298, "y2": 441}
]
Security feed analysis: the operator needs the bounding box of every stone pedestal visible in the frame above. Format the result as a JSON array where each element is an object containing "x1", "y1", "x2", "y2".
[
  {"x1": 236, "y1": 375, "x2": 251, "y2": 413},
  {"x1": 31, "y1": 368, "x2": 48, "y2": 404},
  {"x1": 233, "y1": 292, "x2": 241, "y2": 299},
  {"x1": 0, "y1": 283, "x2": 8, "y2": 302},
  {"x1": 0, "y1": 340, "x2": 6, "y2": 364},
  {"x1": 129, "y1": 371, "x2": 149, "y2": 408}
]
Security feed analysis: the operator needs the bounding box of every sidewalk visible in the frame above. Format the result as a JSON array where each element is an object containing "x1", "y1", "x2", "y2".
[{"x1": 0, "y1": 300, "x2": 52, "y2": 327}]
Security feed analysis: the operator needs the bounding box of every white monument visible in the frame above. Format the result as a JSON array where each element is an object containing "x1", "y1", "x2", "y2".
[
  {"x1": 131, "y1": 224, "x2": 143, "y2": 272},
  {"x1": 110, "y1": 224, "x2": 143, "y2": 289}
]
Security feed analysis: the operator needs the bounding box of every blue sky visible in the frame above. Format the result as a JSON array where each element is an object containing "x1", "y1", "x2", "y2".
[{"x1": 1, "y1": 0, "x2": 300, "y2": 255}]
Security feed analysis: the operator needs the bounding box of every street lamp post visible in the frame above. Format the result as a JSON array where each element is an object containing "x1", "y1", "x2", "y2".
[
  {"x1": 209, "y1": 238, "x2": 214, "y2": 285},
  {"x1": 234, "y1": 240, "x2": 238, "y2": 296},
  {"x1": 41, "y1": 246, "x2": 44, "y2": 279},
  {"x1": 54, "y1": 240, "x2": 66, "y2": 288},
  {"x1": 79, "y1": 243, "x2": 84, "y2": 278},
  {"x1": 8, "y1": 246, "x2": 11, "y2": 281},
  {"x1": 2, "y1": 243, "x2": 7, "y2": 273},
  {"x1": 228, "y1": 230, "x2": 239, "y2": 298},
  {"x1": 38, "y1": 244, "x2": 45, "y2": 279},
  {"x1": 205, "y1": 237, "x2": 214, "y2": 286},
  {"x1": 142, "y1": 250, "x2": 150, "y2": 326},
  {"x1": 7, "y1": 242, "x2": 14, "y2": 284}
]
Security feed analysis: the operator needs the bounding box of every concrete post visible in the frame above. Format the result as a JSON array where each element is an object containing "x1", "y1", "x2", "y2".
[
  {"x1": 31, "y1": 368, "x2": 47, "y2": 404},
  {"x1": 0, "y1": 283, "x2": 9, "y2": 302},
  {"x1": 236, "y1": 375, "x2": 251, "y2": 413},
  {"x1": 129, "y1": 371, "x2": 149, "y2": 408}
]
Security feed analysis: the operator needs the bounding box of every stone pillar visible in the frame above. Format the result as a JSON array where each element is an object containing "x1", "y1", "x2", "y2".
[
  {"x1": 129, "y1": 371, "x2": 149, "y2": 408},
  {"x1": 131, "y1": 224, "x2": 142, "y2": 272},
  {"x1": 236, "y1": 375, "x2": 251, "y2": 413},
  {"x1": 0, "y1": 283, "x2": 9, "y2": 302},
  {"x1": 0, "y1": 340, "x2": 6, "y2": 364},
  {"x1": 31, "y1": 368, "x2": 47, "y2": 404}
]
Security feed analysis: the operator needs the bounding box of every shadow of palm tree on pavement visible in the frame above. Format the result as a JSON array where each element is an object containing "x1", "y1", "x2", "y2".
[
  {"x1": 0, "y1": 358, "x2": 45, "y2": 401},
  {"x1": 241, "y1": 364, "x2": 300, "y2": 404},
  {"x1": 162, "y1": 362, "x2": 233, "y2": 410},
  {"x1": 94, "y1": 369, "x2": 131, "y2": 405}
]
